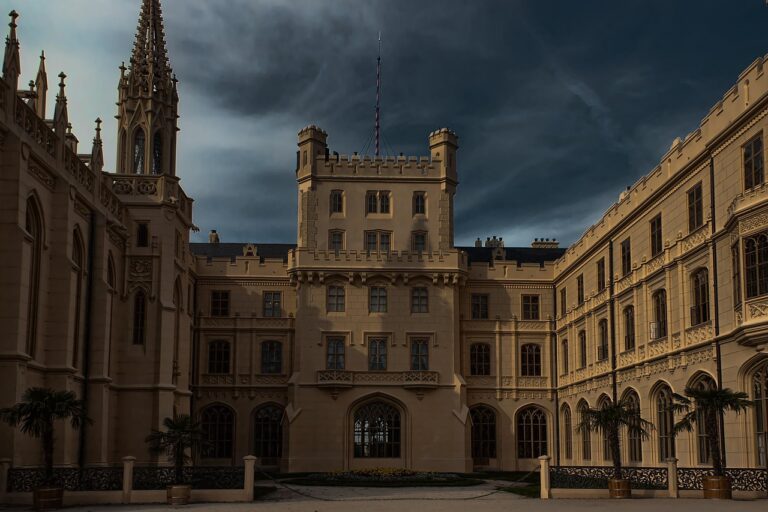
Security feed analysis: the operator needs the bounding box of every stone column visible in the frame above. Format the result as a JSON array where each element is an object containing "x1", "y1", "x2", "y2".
[
  {"x1": 0, "y1": 458, "x2": 11, "y2": 499},
  {"x1": 243, "y1": 455, "x2": 257, "y2": 502},
  {"x1": 665, "y1": 457, "x2": 679, "y2": 498},
  {"x1": 538, "y1": 455, "x2": 551, "y2": 499},
  {"x1": 122, "y1": 456, "x2": 135, "y2": 504}
]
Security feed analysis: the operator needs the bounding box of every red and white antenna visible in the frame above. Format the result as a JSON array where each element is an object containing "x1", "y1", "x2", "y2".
[{"x1": 375, "y1": 31, "x2": 382, "y2": 157}]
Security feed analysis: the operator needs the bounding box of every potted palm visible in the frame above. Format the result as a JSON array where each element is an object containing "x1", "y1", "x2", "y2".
[
  {"x1": 0, "y1": 388, "x2": 88, "y2": 510},
  {"x1": 671, "y1": 386, "x2": 752, "y2": 499},
  {"x1": 145, "y1": 414, "x2": 204, "y2": 505},
  {"x1": 577, "y1": 397, "x2": 653, "y2": 498}
]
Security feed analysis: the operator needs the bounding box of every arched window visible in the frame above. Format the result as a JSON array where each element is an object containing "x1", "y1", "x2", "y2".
[
  {"x1": 624, "y1": 390, "x2": 642, "y2": 463},
  {"x1": 152, "y1": 130, "x2": 162, "y2": 175},
  {"x1": 691, "y1": 268, "x2": 710, "y2": 326},
  {"x1": 261, "y1": 341, "x2": 282, "y2": 374},
  {"x1": 201, "y1": 405, "x2": 234, "y2": 459},
  {"x1": 745, "y1": 233, "x2": 768, "y2": 299},
  {"x1": 652, "y1": 290, "x2": 667, "y2": 339},
  {"x1": 353, "y1": 401, "x2": 401, "y2": 458},
  {"x1": 692, "y1": 374, "x2": 717, "y2": 464},
  {"x1": 753, "y1": 360, "x2": 768, "y2": 466},
  {"x1": 132, "y1": 290, "x2": 146, "y2": 345},
  {"x1": 517, "y1": 407, "x2": 547, "y2": 458},
  {"x1": 579, "y1": 331, "x2": 587, "y2": 368},
  {"x1": 208, "y1": 340, "x2": 230, "y2": 374},
  {"x1": 562, "y1": 404, "x2": 573, "y2": 460},
  {"x1": 656, "y1": 384, "x2": 676, "y2": 461},
  {"x1": 578, "y1": 401, "x2": 591, "y2": 461},
  {"x1": 253, "y1": 404, "x2": 283, "y2": 461},
  {"x1": 470, "y1": 343, "x2": 491, "y2": 376},
  {"x1": 24, "y1": 197, "x2": 42, "y2": 357},
  {"x1": 71, "y1": 230, "x2": 85, "y2": 368},
  {"x1": 470, "y1": 406, "x2": 497, "y2": 460},
  {"x1": 561, "y1": 339, "x2": 569, "y2": 374},
  {"x1": 598, "y1": 319, "x2": 609, "y2": 360},
  {"x1": 598, "y1": 396, "x2": 612, "y2": 461},
  {"x1": 132, "y1": 128, "x2": 145, "y2": 174},
  {"x1": 520, "y1": 344, "x2": 542, "y2": 377},
  {"x1": 623, "y1": 307, "x2": 634, "y2": 351}
]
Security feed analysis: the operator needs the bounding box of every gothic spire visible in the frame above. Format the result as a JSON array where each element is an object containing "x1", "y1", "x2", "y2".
[
  {"x1": 34, "y1": 50, "x2": 47, "y2": 117},
  {"x1": 2, "y1": 10, "x2": 20, "y2": 85},
  {"x1": 91, "y1": 118, "x2": 104, "y2": 173},
  {"x1": 129, "y1": 0, "x2": 172, "y2": 98},
  {"x1": 53, "y1": 72, "x2": 68, "y2": 134}
]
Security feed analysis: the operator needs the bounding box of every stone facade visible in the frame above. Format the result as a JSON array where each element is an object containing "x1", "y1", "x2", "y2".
[{"x1": 2, "y1": 0, "x2": 768, "y2": 476}]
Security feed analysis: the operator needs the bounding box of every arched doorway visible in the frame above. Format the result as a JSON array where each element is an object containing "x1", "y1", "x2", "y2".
[
  {"x1": 253, "y1": 404, "x2": 284, "y2": 466},
  {"x1": 470, "y1": 405, "x2": 497, "y2": 467},
  {"x1": 350, "y1": 399, "x2": 403, "y2": 468}
]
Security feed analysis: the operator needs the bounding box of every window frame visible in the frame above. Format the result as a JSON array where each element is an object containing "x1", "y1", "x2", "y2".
[
  {"x1": 469, "y1": 342, "x2": 491, "y2": 376},
  {"x1": 330, "y1": 189, "x2": 344, "y2": 214},
  {"x1": 691, "y1": 268, "x2": 710, "y2": 326},
  {"x1": 471, "y1": 293, "x2": 489, "y2": 320},
  {"x1": 413, "y1": 191, "x2": 426, "y2": 215},
  {"x1": 207, "y1": 339, "x2": 231, "y2": 374},
  {"x1": 369, "y1": 285, "x2": 388, "y2": 313},
  {"x1": 520, "y1": 343, "x2": 542, "y2": 377},
  {"x1": 410, "y1": 338, "x2": 429, "y2": 371},
  {"x1": 688, "y1": 182, "x2": 704, "y2": 233},
  {"x1": 521, "y1": 294, "x2": 540, "y2": 320},
  {"x1": 650, "y1": 213, "x2": 663, "y2": 257},
  {"x1": 576, "y1": 274, "x2": 584, "y2": 304},
  {"x1": 621, "y1": 238, "x2": 632, "y2": 276},
  {"x1": 597, "y1": 258, "x2": 606, "y2": 291},
  {"x1": 411, "y1": 286, "x2": 429, "y2": 313},
  {"x1": 652, "y1": 289, "x2": 667, "y2": 339},
  {"x1": 368, "y1": 337, "x2": 388, "y2": 371},
  {"x1": 211, "y1": 290, "x2": 230, "y2": 317},
  {"x1": 262, "y1": 291, "x2": 282, "y2": 318},
  {"x1": 623, "y1": 306, "x2": 635, "y2": 352},
  {"x1": 327, "y1": 284, "x2": 346, "y2": 312},
  {"x1": 260, "y1": 340, "x2": 282, "y2": 374},
  {"x1": 326, "y1": 336, "x2": 345, "y2": 370},
  {"x1": 411, "y1": 231, "x2": 427, "y2": 252},
  {"x1": 329, "y1": 230, "x2": 344, "y2": 252},
  {"x1": 744, "y1": 133, "x2": 764, "y2": 191}
]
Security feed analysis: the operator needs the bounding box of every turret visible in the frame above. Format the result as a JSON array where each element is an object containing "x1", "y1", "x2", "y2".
[
  {"x1": 34, "y1": 51, "x2": 47, "y2": 117},
  {"x1": 296, "y1": 124, "x2": 328, "y2": 181},
  {"x1": 428, "y1": 127, "x2": 458, "y2": 182}
]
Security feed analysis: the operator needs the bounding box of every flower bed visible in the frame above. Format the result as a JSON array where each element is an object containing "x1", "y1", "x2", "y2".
[{"x1": 283, "y1": 468, "x2": 484, "y2": 487}]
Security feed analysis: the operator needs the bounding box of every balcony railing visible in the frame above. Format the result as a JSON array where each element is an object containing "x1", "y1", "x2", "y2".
[{"x1": 315, "y1": 369, "x2": 439, "y2": 388}]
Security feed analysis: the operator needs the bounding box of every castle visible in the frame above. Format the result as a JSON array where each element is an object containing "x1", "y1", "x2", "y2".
[{"x1": 1, "y1": 0, "x2": 768, "y2": 475}]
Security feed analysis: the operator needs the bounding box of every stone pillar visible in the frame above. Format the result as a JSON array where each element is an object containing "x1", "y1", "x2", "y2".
[
  {"x1": 0, "y1": 458, "x2": 11, "y2": 499},
  {"x1": 665, "y1": 458, "x2": 679, "y2": 498},
  {"x1": 538, "y1": 455, "x2": 551, "y2": 499},
  {"x1": 122, "y1": 456, "x2": 135, "y2": 504},
  {"x1": 243, "y1": 456, "x2": 257, "y2": 502}
]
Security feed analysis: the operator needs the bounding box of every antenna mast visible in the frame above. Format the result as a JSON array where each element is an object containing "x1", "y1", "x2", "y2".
[{"x1": 375, "y1": 32, "x2": 381, "y2": 157}]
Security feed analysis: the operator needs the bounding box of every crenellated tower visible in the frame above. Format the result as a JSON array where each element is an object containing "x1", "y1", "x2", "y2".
[{"x1": 115, "y1": 0, "x2": 178, "y2": 176}]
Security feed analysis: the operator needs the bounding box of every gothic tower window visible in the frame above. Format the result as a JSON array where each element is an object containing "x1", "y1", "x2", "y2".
[
  {"x1": 24, "y1": 197, "x2": 42, "y2": 358},
  {"x1": 152, "y1": 130, "x2": 163, "y2": 174},
  {"x1": 517, "y1": 406, "x2": 547, "y2": 459},
  {"x1": 470, "y1": 406, "x2": 497, "y2": 461},
  {"x1": 133, "y1": 128, "x2": 146, "y2": 174},
  {"x1": 132, "y1": 290, "x2": 146, "y2": 345}
]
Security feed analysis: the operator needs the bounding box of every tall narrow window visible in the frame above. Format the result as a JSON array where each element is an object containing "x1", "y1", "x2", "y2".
[
  {"x1": 260, "y1": 341, "x2": 282, "y2": 374},
  {"x1": 412, "y1": 231, "x2": 427, "y2": 252},
  {"x1": 132, "y1": 129, "x2": 146, "y2": 174},
  {"x1": 327, "y1": 285, "x2": 345, "y2": 312},
  {"x1": 25, "y1": 198, "x2": 42, "y2": 357},
  {"x1": 413, "y1": 192, "x2": 426, "y2": 215},
  {"x1": 650, "y1": 214, "x2": 663, "y2": 257},
  {"x1": 598, "y1": 319, "x2": 609, "y2": 360},
  {"x1": 753, "y1": 361, "x2": 768, "y2": 467},
  {"x1": 152, "y1": 131, "x2": 162, "y2": 175},
  {"x1": 354, "y1": 402, "x2": 400, "y2": 458},
  {"x1": 579, "y1": 330, "x2": 587, "y2": 368},
  {"x1": 326, "y1": 337, "x2": 345, "y2": 370},
  {"x1": 598, "y1": 397, "x2": 613, "y2": 460},
  {"x1": 253, "y1": 405, "x2": 283, "y2": 461},
  {"x1": 521, "y1": 344, "x2": 542, "y2": 377},
  {"x1": 579, "y1": 402, "x2": 591, "y2": 461},
  {"x1": 733, "y1": 245, "x2": 742, "y2": 307},
  {"x1": 263, "y1": 291, "x2": 281, "y2": 318},
  {"x1": 410, "y1": 338, "x2": 429, "y2": 371},
  {"x1": 625, "y1": 390, "x2": 643, "y2": 462},
  {"x1": 471, "y1": 406, "x2": 497, "y2": 460},
  {"x1": 560, "y1": 288, "x2": 567, "y2": 317},
  {"x1": 366, "y1": 192, "x2": 377, "y2": 214},
  {"x1": 379, "y1": 191, "x2": 390, "y2": 213},
  {"x1": 597, "y1": 258, "x2": 606, "y2": 291},
  {"x1": 688, "y1": 182, "x2": 704, "y2": 233},
  {"x1": 517, "y1": 407, "x2": 547, "y2": 459},
  {"x1": 691, "y1": 268, "x2": 710, "y2": 326},
  {"x1": 136, "y1": 222, "x2": 149, "y2": 247},
  {"x1": 201, "y1": 405, "x2": 234, "y2": 459},
  {"x1": 470, "y1": 343, "x2": 491, "y2": 376},
  {"x1": 329, "y1": 230, "x2": 344, "y2": 252},
  {"x1": 411, "y1": 287, "x2": 428, "y2": 313},
  {"x1": 693, "y1": 375, "x2": 717, "y2": 464},
  {"x1": 745, "y1": 233, "x2": 768, "y2": 298},
  {"x1": 71, "y1": 231, "x2": 84, "y2": 368},
  {"x1": 379, "y1": 232, "x2": 391, "y2": 253},
  {"x1": 561, "y1": 339, "x2": 569, "y2": 374},
  {"x1": 132, "y1": 290, "x2": 146, "y2": 345},
  {"x1": 365, "y1": 231, "x2": 378, "y2": 252},
  {"x1": 330, "y1": 190, "x2": 343, "y2": 213},
  {"x1": 369, "y1": 286, "x2": 388, "y2": 313},
  {"x1": 211, "y1": 290, "x2": 230, "y2": 317},
  {"x1": 621, "y1": 238, "x2": 632, "y2": 276},
  {"x1": 744, "y1": 134, "x2": 764, "y2": 190},
  {"x1": 623, "y1": 306, "x2": 635, "y2": 351},
  {"x1": 522, "y1": 295, "x2": 540, "y2": 320},
  {"x1": 208, "y1": 340, "x2": 231, "y2": 374},
  {"x1": 562, "y1": 405, "x2": 573, "y2": 460},
  {"x1": 577, "y1": 274, "x2": 584, "y2": 304},
  {"x1": 471, "y1": 294, "x2": 489, "y2": 319},
  {"x1": 652, "y1": 290, "x2": 667, "y2": 339},
  {"x1": 656, "y1": 385, "x2": 676, "y2": 461},
  {"x1": 368, "y1": 337, "x2": 388, "y2": 371}
]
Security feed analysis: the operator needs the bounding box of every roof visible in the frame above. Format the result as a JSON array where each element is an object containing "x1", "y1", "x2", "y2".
[
  {"x1": 190, "y1": 243, "x2": 296, "y2": 262},
  {"x1": 457, "y1": 246, "x2": 566, "y2": 265}
]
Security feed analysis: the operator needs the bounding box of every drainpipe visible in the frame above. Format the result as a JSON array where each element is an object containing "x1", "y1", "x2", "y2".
[
  {"x1": 552, "y1": 284, "x2": 560, "y2": 466},
  {"x1": 608, "y1": 240, "x2": 618, "y2": 402},
  {"x1": 78, "y1": 211, "x2": 97, "y2": 469}
]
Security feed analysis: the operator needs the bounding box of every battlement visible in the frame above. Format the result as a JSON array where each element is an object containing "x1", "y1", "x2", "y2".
[
  {"x1": 428, "y1": 127, "x2": 459, "y2": 148},
  {"x1": 298, "y1": 124, "x2": 328, "y2": 145},
  {"x1": 554, "y1": 53, "x2": 768, "y2": 274}
]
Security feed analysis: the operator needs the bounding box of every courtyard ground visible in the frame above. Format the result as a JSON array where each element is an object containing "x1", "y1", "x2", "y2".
[{"x1": 28, "y1": 480, "x2": 768, "y2": 512}]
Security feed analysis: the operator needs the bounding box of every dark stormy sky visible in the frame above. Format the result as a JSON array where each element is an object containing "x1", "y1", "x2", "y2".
[{"x1": 14, "y1": 0, "x2": 768, "y2": 246}]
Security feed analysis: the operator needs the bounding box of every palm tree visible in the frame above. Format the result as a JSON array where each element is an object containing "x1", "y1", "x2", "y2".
[
  {"x1": 671, "y1": 386, "x2": 752, "y2": 477},
  {"x1": 0, "y1": 388, "x2": 88, "y2": 485},
  {"x1": 145, "y1": 414, "x2": 205, "y2": 486},
  {"x1": 577, "y1": 398, "x2": 653, "y2": 480}
]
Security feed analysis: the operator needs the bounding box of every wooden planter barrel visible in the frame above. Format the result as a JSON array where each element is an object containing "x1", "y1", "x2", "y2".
[
  {"x1": 167, "y1": 484, "x2": 192, "y2": 505},
  {"x1": 702, "y1": 476, "x2": 732, "y2": 499},
  {"x1": 33, "y1": 487, "x2": 63, "y2": 510},
  {"x1": 608, "y1": 478, "x2": 631, "y2": 499}
]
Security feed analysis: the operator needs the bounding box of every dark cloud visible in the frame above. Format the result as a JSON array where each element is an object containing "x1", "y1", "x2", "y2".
[{"x1": 154, "y1": 0, "x2": 768, "y2": 246}]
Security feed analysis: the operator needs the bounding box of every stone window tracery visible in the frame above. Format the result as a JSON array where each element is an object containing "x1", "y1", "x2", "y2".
[
  {"x1": 354, "y1": 401, "x2": 401, "y2": 458},
  {"x1": 517, "y1": 407, "x2": 547, "y2": 459},
  {"x1": 471, "y1": 406, "x2": 496, "y2": 460}
]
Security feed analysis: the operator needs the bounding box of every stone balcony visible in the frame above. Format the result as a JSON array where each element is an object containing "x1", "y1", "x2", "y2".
[{"x1": 315, "y1": 369, "x2": 440, "y2": 393}]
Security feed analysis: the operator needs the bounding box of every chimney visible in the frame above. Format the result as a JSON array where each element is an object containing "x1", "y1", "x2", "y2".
[
  {"x1": 531, "y1": 238, "x2": 559, "y2": 249},
  {"x1": 209, "y1": 230, "x2": 220, "y2": 244}
]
